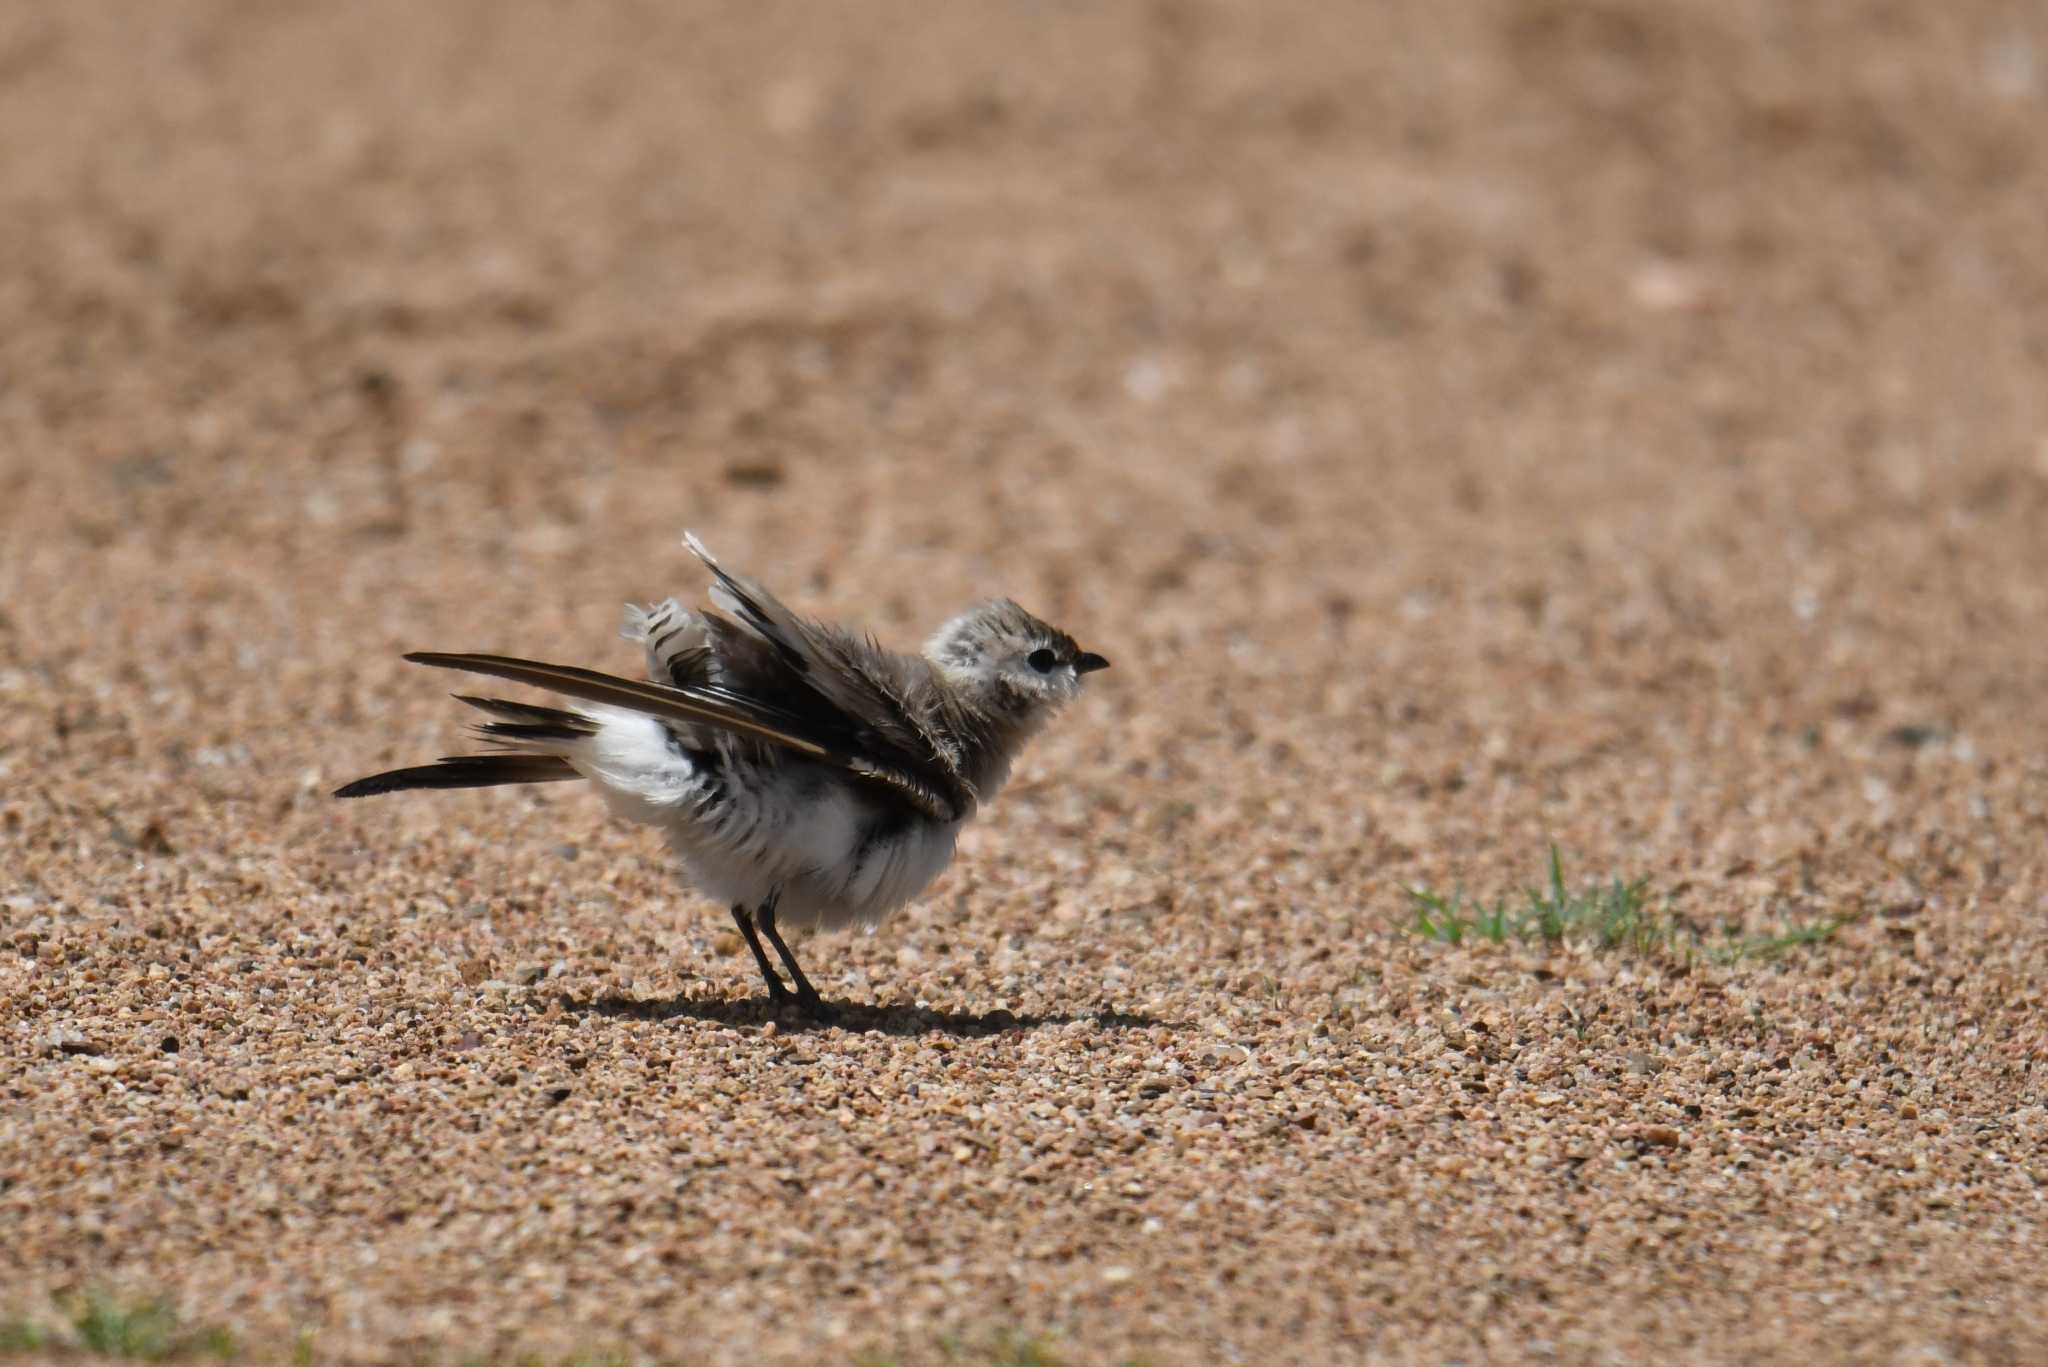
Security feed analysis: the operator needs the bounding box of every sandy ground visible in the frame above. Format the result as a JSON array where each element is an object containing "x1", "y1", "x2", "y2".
[{"x1": 4, "y1": 2, "x2": 2048, "y2": 1362}]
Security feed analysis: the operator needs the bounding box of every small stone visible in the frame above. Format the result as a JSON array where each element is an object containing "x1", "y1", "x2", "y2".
[
  {"x1": 723, "y1": 461, "x2": 786, "y2": 489},
  {"x1": 48, "y1": 1027, "x2": 100, "y2": 1056}
]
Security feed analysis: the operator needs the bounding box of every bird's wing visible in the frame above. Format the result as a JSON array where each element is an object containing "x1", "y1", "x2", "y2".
[
  {"x1": 681, "y1": 533, "x2": 975, "y2": 802},
  {"x1": 621, "y1": 598, "x2": 718, "y2": 689},
  {"x1": 402, "y1": 652, "x2": 968, "y2": 823}
]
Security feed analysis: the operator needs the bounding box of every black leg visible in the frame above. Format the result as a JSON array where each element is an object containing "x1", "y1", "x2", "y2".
[
  {"x1": 729, "y1": 903, "x2": 790, "y2": 1003},
  {"x1": 755, "y1": 891, "x2": 832, "y2": 1019}
]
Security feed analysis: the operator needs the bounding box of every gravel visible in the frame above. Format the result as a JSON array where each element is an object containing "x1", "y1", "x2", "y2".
[{"x1": 4, "y1": 2, "x2": 2047, "y2": 1362}]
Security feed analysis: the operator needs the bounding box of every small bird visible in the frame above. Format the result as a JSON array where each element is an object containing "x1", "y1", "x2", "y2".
[{"x1": 335, "y1": 534, "x2": 1109, "y2": 1018}]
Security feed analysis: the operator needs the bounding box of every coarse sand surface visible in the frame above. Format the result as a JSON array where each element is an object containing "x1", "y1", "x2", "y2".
[{"x1": 4, "y1": 3, "x2": 2048, "y2": 1363}]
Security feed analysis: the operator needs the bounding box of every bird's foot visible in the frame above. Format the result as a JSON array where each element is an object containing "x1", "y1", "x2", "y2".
[{"x1": 792, "y1": 988, "x2": 837, "y2": 1023}]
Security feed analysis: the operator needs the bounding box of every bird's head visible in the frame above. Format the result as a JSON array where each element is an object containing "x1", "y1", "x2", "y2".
[{"x1": 924, "y1": 599, "x2": 1110, "y2": 721}]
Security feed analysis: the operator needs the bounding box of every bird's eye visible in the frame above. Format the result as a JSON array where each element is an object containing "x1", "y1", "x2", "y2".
[{"x1": 1027, "y1": 648, "x2": 1059, "y2": 673}]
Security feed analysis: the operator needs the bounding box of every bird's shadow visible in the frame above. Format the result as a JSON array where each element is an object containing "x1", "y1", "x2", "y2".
[{"x1": 560, "y1": 990, "x2": 1169, "y2": 1038}]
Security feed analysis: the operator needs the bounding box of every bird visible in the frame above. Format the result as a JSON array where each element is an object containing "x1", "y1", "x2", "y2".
[{"x1": 334, "y1": 534, "x2": 1110, "y2": 1018}]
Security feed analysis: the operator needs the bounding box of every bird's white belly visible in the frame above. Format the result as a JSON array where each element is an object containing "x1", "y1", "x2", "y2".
[
  {"x1": 663, "y1": 764, "x2": 961, "y2": 932},
  {"x1": 827, "y1": 816, "x2": 961, "y2": 930},
  {"x1": 667, "y1": 798, "x2": 959, "y2": 932},
  {"x1": 567, "y1": 708, "x2": 963, "y2": 932}
]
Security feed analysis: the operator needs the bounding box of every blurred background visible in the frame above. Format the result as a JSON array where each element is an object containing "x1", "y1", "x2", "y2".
[
  {"x1": 7, "y1": 1, "x2": 2042, "y2": 870},
  {"x1": 5, "y1": 0, "x2": 2045, "y2": 828},
  {"x1": 4, "y1": 1, "x2": 2046, "y2": 1360},
  {"x1": 7, "y1": 1, "x2": 2044, "y2": 899}
]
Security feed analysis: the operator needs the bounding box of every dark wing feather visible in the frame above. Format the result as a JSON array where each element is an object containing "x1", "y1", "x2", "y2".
[
  {"x1": 404, "y1": 652, "x2": 967, "y2": 822},
  {"x1": 453, "y1": 694, "x2": 598, "y2": 746},
  {"x1": 334, "y1": 754, "x2": 579, "y2": 798},
  {"x1": 683, "y1": 535, "x2": 976, "y2": 809}
]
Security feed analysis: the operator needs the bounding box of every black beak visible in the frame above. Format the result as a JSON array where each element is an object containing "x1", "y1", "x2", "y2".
[{"x1": 1074, "y1": 651, "x2": 1110, "y2": 675}]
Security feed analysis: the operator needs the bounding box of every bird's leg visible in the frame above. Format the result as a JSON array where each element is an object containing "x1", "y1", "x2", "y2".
[
  {"x1": 729, "y1": 903, "x2": 791, "y2": 1004},
  {"x1": 755, "y1": 890, "x2": 831, "y2": 1019}
]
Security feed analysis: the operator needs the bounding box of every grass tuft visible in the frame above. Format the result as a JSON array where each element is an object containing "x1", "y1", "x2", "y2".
[
  {"x1": 984, "y1": 1333, "x2": 1066, "y2": 1367},
  {"x1": 0, "y1": 1321, "x2": 48, "y2": 1355},
  {"x1": 1706, "y1": 916, "x2": 1854, "y2": 964},
  {"x1": 460, "y1": 1351, "x2": 641, "y2": 1367},
  {"x1": 1404, "y1": 845, "x2": 1847, "y2": 963},
  {"x1": 937, "y1": 1330, "x2": 1069, "y2": 1367},
  {"x1": 0, "y1": 1292, "x2": 236, "y2": 1361}
]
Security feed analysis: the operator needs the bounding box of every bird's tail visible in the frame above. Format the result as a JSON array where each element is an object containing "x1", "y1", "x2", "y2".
[{"x1": 332, "y1": 696, "x2": 595, "y2": 798}]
